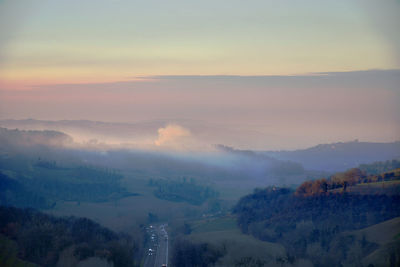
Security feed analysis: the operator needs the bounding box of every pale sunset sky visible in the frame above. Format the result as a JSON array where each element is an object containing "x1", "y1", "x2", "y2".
[{"x1": 0, "y1": 0, "x2": 399, "y2": 149}]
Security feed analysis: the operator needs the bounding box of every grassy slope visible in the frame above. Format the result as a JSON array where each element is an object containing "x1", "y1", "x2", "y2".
[
  {"x1": 0, "y1": 234, "x2": 38, "y2": 267},
  {"x1": 338, "y1": 217, "x2": 400, "y2": 266},
  {"x1": 360, "y1": 217, "x2": 400, "y2": 267},
  {"x1": 185, "y1": 216, "x2": 288, "y2": 266},
  {"x1": 185, "y1": 215, "x2": 400, "y2": 267},
  {"x1": 354, "y1": 217, "x2": 400, "y2": 246}
]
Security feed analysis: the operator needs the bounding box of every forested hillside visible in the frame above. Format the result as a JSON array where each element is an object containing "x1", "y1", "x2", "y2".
[
  {"x1": 0, "y1": 206, "x2": 139, "y2": 267},
  {"x1": 233, "y1": 165, "x2": 400, "y2": 266},
  {"x1": 0, "y1": 127, "x2": 139, "y2": 208},
  {"x1": 0, "y1": 158, "x2": 137, "y2": 209}
]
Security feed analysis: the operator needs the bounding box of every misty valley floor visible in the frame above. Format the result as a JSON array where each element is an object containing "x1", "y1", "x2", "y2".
[{"x1": 0, "y1": 127, "x2": 400, "y2": 266}]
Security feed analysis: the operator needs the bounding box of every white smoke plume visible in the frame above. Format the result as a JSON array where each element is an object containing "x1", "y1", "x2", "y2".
[{"x1": 154, "y1": 124, "x2": 191, "y2": 147}]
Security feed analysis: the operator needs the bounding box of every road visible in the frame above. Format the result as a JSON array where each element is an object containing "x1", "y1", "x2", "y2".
[{"x1": 144, "y1": 224, "x2": 168, "y2": 267}]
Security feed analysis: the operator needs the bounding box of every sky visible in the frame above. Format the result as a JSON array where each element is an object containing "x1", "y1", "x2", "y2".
[{"x1": 0, "y1": 0, "x2": 399, "y2": 149}]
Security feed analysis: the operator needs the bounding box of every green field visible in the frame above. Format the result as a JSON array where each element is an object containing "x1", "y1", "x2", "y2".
[
  {"x1": 48, "y1": 171, "x2": 208, "y2": 232},
  {"x1": 0, "y1": 234, "x2": 38, "y2": 267},
  {"x1": 190, "y1": 216, "x2": 237, "y2": 233}
]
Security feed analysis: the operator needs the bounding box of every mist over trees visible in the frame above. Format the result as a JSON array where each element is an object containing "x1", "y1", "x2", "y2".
[
  {"x1": 0, "y1": 0, "x2": 399, "y2": 265},
  {"x1": 0, "y1": 127, "x2": 73, "y2": 148},
  {"x1": 359, "y1": 159, "x2": 400, "y2": 175},
  {"x1": 0, "y1": 126, "x2": 399, "y2": 266},
  {"x1": 263, "y1": 140, "x2": 400, "y2": 172}
]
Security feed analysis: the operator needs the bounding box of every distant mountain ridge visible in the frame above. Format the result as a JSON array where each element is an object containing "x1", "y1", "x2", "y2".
[
  {"x1": 0, "y1": 118, "x2": 274, "y2": 149},
  {"x1": 262, "y1": 140, "x2": 400, "y2": 172},
  {"x1": 1, "y1": 120, "x2": 399, "y2": 173}
]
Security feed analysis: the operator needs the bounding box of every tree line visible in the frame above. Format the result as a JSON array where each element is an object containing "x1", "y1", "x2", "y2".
[{"x1": 295, "y1": 167, "x2": 400, "y2": 197}]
